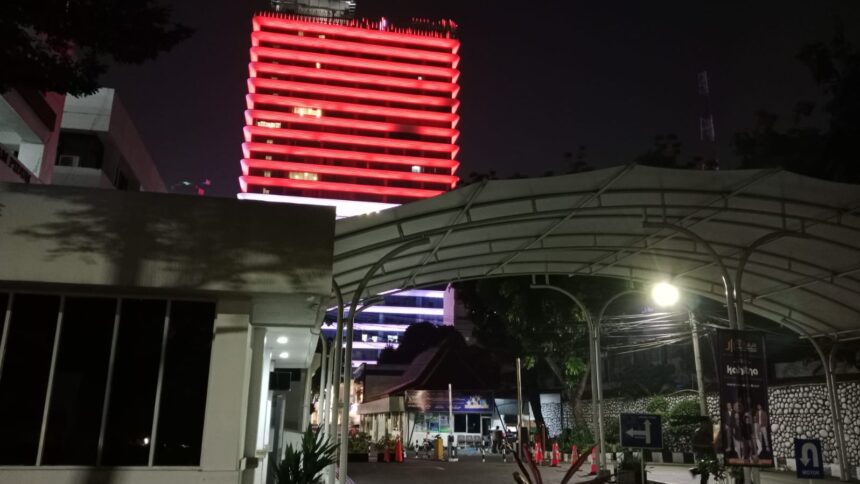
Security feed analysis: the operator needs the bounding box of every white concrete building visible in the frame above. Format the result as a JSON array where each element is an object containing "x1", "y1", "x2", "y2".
[
  {"x1": 0, "y1": 183, "x2": 335, "y2": 484},
  {"x1": 1, "y1": 88, "x2": 165, "y2": 191}
]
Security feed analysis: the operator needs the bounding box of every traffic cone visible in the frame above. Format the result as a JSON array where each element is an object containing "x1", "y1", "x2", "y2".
[
  {"x1": 589, "y1": 446, "x2": 598, "y2": 474},
  {"x1": 572, "y1": 444, "x2": 579, "y2": 464},
  {"x1": 535, "y1": 442, "x2": 543, "y2": 465},
  {"x1": 384, "y1": 444, "x2": 391, "y2": 463},
  {"x1": 395, "y1": 439, "x2": 403, "y2": 463},
  {"x1": 551, "y1": 442, "x2": 560, "y2": 467}
]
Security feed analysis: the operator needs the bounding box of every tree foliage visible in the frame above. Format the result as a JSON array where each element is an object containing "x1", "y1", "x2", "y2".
[
  {"x1": 1, "y1": 0, "x2": 192, "y2": 95},
  {"x1": 377, "y1": 322, "x2": 464, "y2": 365},
  {"x1": 734, "y1": 30, "x2": 860, "y2": 183},
  {"x1": 456, "y1": 276, "x2": 630, "y2": 426}
]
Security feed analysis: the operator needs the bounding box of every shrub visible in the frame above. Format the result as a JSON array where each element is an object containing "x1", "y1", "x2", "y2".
[
  {"x1": 645, "y1": 395, "x2": 669, "y2": 414},
  {"x1": 665, "y1": 399, "x2": 703, "y2": 452},
  {"x1": 275, "y1": 425, "x2": 337, "y2": 484}
]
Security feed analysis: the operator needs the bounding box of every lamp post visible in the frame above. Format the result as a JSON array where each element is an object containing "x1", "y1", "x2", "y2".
[{"x1": 648, "y1": 282, "x2": 708, "y2": 416}]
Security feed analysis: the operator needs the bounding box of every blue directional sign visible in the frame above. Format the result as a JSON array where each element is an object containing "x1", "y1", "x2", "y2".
[
  {"x1": 794, "y1": 439, "x2": 824, "y2": 479},
  {"x1": 620, "y1": 413, "x2": 662, "y2": 449}
]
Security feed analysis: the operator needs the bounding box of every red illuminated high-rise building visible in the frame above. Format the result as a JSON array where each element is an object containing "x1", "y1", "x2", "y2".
[{"x1": 238, "y1": 4, "x2": 461, "y2": 218}]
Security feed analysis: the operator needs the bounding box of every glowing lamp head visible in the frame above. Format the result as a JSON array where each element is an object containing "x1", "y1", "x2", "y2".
[
  {"x1": 651, "y1": 282, "x2": 680, "y2": 308},
  {"x1": 276, "y1": 336, "x2": 288, "y2": 344},
  {"x1": 278, "y1": 351, "x2": 289, "y2": 359}
]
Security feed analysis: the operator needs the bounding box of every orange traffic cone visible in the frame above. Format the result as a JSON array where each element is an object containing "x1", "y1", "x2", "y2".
[
  {"x1": 551, "y1": 442, "x2": 560, "y2": 467},
  {"x1": 589, "y1": 446, "x2": 598, "y2": 474},
  {"x1": 384, "y1": 444, "x2": 391, "y2": 463},
  {"x1": 395, "y1": 439, "x2": 403, "y2": 463},
  {"x1": 572, "y1": 444, "x2": 579, "y2": 463},
  {"x1": 535, "y1": 442, "x2": 544, "y2": 465}
]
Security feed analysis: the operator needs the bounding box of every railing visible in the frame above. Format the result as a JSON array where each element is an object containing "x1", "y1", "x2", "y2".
[{"x1": 0, "y1": 144, "x2": 40, "y2": 183}]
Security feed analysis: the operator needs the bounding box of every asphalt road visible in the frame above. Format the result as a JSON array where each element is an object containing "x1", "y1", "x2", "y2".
[{"x1": 346, "y1": 456, "x2": 843, "y2": 484}]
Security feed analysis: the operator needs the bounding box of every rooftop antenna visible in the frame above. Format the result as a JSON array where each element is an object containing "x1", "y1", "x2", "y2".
[{"x1": 697, "y1": 71, "x2": 719, "y2": 170}]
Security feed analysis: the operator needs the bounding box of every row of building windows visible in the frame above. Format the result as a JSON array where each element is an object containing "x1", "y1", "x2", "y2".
[
  {"x1": 265, "y1": 27, "x2": 457, "y2": 55},
  {"x1": 258, "y1": 57, "x2": 453, "y2": 85},
  {"x1": 413, "y1": 412, "x2": 488, "y2": 434},
  {"x1": 254, "y1": 115, "x2": 453, "y2": 145},
  {"x1": 251, "y1": 186, "x2": 420, "y2": 205},
  {"x1": 250, "y1": 152, "x2": 452, "y2": 176},
  {"x1": 259, "y1": 70, "x2": 455, "y2": 100},
  {"x1": 249, "y1": 168, "x2": 450, "y2": 192},
  {"x1": 252, "y1": 134, "x2": 454, "y2": 161},
  {"x1": 0, "y1": 294, "x2": 214, "y2": 467},
  {"x1": 260, "y1": 41, "x2": 454, "y2": 70},
  {"x1": 255, "y1": 86, "x2": 455, "y2": 115},
  {"x1": 254, "y1": 98, "x2": 455, "y2": 130}
]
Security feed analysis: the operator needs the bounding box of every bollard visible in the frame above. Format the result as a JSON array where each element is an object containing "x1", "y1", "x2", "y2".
[
  {"x1": 551, "y1": 442, "x2": 560, "y2": 467},
  {"x1": 395, "y1": 438, "x2": 403, "y2": 463},
  {"x1": 535, "y1": 442, "x2": 544, "y2": 466}
]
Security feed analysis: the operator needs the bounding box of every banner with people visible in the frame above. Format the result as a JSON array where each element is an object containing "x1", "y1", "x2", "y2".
[{"x1": 717, "y1": 329, "x2": 773, "y2": 466}]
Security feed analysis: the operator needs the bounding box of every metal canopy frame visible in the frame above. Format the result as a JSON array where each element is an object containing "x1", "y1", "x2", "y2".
[
  {"x1": 330, "y1": 165, "x2": 860, "y2": 481},
  {"x1": 334, "y1": 165, "x2": 860, "y2": 339}
]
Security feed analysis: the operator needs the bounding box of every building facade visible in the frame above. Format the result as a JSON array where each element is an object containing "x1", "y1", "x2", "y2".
[
  {"x1": 237, "y1": 9, "x2": 463, "y2": 368},
  {"x1": 0, "y1": 184, "x2": 335, "y2": 484},
  {"x1": 237, "y1": 12, "x2": 461, "y2": 218},
  {"x1": 1, "y1": 87, "x2": 165, "y2": 191}
]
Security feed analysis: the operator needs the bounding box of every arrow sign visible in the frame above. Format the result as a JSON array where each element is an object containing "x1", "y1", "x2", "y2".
[
  {"x1": 794, "y1": 439, "x2": 824, "y2": 479},
  {"x1": 620, "y1": 414, "x2": 662, "y2": 449},
  {"x1": 625, "y1": 419, "x2": 652, "y2": 444}
]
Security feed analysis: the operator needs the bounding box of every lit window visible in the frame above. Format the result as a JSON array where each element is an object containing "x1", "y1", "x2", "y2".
[
  {"x1": 264, "y1": 155, "x2": 272, "y2": 161},
  {"x1": 315, "y1": 62, "x2": 322, "y2": 69},
  {"x1": 387, "y1": 335, "x2": 398, "y2": 343},
  {"x1": 319, "y1": 34, "x2": 325, "y2": 39},
  {"x1": 298, "y1": 31, "x2": 304, "y2": 36},
  {"x1": 292, "y1": 107, "x2": 322, "y2": 118},
  {"x1": 263, "y1": 170, "x2": 272, "y2": 178},
  {"x1": 417, "y1": 76, "x2": 423, "y2": 80},
  {"x1": 262, "y1": 188, "x2": 270, "y2": 194},
  {"x1": 288, "y1": 172, "x2": 318, "y2": 181},
  {"x1": 411, "y1": 165, "x2": 422, "y2": 173},
  {"x1": 361, "y1": 334, "x2": 368, "y2": 342},
  {"x1": 266, "y1": 139, "x2": 274, "y2": 144},
  {"x1": 256, "y1": 120, "x2": 282, "y2": 128}
]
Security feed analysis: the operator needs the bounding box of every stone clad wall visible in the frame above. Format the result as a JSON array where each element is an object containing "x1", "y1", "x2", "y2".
[{"x1": 541, "y1": 381, "x2": 859, "y2": 468}]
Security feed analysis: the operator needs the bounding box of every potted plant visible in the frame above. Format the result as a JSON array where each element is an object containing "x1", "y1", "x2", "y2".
[
  {"x1": 274, "y1": 425, "x2": 337, "y2": 484},
  {"x1": 347, "y1": 432, "x2": 371, "y2": 462},
  {"x1": 616, "y1": 451, "x2": 646, "y2": 484}
]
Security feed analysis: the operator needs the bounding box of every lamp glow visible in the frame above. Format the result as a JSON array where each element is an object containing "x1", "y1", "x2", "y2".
[
  {"x1": 651, "y1": 282, "x2": 680, "y2": 307},
  {"x1": 278, "y1": 351, "x2": 289, "y2": 359},
  {"x1": 276, "y1": 336, "x2": 288, "y2": 344}
]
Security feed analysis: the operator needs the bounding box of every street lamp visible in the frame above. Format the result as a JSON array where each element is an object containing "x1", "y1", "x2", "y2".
[
  {"x1": 650, "y1": 282, "x2": 680, "y2": 308},
  {"x1": 647, "y1": 282, "x2": 707, "y2": 417}
]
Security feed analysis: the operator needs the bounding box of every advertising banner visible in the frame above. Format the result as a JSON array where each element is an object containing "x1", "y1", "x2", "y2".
[
  {"x1": 717, "y1": 329, "x2": 773, "y2": 466},
  {"x1": 404, "y1": 390, "x2": 493, "y2": 414}
]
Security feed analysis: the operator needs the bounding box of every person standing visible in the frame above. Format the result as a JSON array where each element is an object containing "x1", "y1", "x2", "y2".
[
  {"x1": 754, "y1": 404, "x2": 770, "y2": 455},
  {"x1": 723, "y1": 402, "x2": 735, "y2": 455}
]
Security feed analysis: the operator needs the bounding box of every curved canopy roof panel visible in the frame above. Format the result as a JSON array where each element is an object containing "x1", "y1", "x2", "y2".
[{"x1": 334, "y1": 165, "x2": 860, "y2": 338}]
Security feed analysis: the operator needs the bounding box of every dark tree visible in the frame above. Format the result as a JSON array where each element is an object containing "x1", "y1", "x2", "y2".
[
  {"x1": 456, "y1": 276, "x2": 630, "y2": 428},
  {"x1": 734, "y1": 30, "x2": 860, "y2": 183},
  {"x1": 0, "y1": 0, "x2": 192, "y2": 95},
  {"x1": 377, "y1": 322, "x2": 464, "y2": 365}
]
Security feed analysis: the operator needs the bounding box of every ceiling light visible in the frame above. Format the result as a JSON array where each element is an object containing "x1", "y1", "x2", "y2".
[
  {"x1": 276, "y1": 336, "x2": 288, "y2": 344},
  {"x1": 279, "y1": 352, "x2": 289, "y2": 359},
  {"x1": 651, "y1": 282, "x2": 680, "y2": 308}
]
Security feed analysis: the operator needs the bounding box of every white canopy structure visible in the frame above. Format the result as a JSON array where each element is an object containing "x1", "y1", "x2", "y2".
[
  {"x1": 326, "y1": 165, "x2": 860, "y2": 482},
  {"x1": 334, "y1": 165, "x2": 860, "y2": 339}
]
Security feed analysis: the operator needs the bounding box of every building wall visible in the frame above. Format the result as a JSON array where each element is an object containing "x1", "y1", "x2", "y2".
[
  {"x1": 0, "y1": 296, "x2": 254, "y2": 484},
  {"x1": 542, "y1": 382, "x2": 860, "y2": 470}
]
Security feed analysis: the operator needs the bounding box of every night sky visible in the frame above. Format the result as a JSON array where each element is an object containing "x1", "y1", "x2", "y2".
[{"x1": 103, "y1": 1, "x2": 860, "y2": 197}]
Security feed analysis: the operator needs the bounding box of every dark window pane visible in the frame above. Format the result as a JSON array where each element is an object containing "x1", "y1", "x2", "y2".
[
  {"x1": 154, "y1": 301, "x2": 215, "y2": 466},
  {"x1": 102, "y1": 299, "x2": 167, "y2": 466},
  {"x1": 467, "y1": 414, "x2": 481, "y2": 434},
  {"x1": 42, "y1": 297, "x2": 116, "y2": 465},
  {"x1": 0, "y1": 294, "x2": 61, "y2": 465},
  {"x1": 454, "y1": 414, "x2": 466, "y2": 433},
  {"x1": 0, "y1": 294, "x2": 9, "y2": 343}
]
